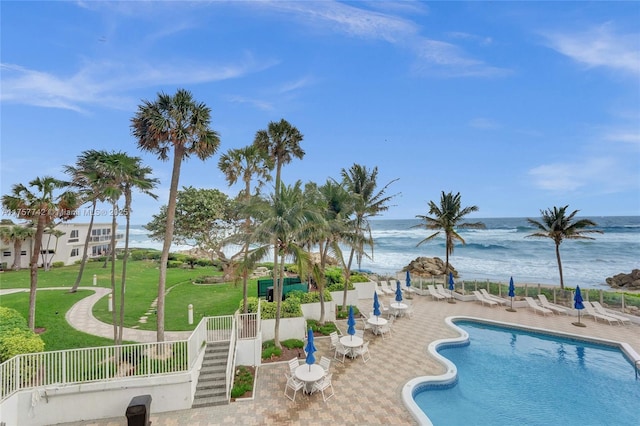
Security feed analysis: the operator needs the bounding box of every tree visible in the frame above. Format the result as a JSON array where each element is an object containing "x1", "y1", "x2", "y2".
[
  {"x1": 218, "y1": 145, "x2": 271, "y2": 313},
  {"x1": 132, "y1": 89, "x2": 220, "y2": 342},
  {"x1": 526, "y1": 206, "x2": 602, "y2": 289},
  {"x1": 0, "y1": 225, "x2": 34, "y2": 271},
  {"x1": 145, "y1": 186, "x2": 235, "y2": 276},
  {"x1": 413, "y1": 191, "x2": 485, "y2": 276},
  {"x1": 253, "y1": 119, "x2": 304, "y2": 348},
  {"x1": 1, "y1": 177, "x2": 78, "y2": 329},
  {"x1": 40, "y1": 227, "x2": 65, "y2": 271},
  {"x1": 64, "y1": 150, "x2": 112, "y2": 293},
  {"x1": 340, "y1": 164, "x2": 398, "y2": 309}
]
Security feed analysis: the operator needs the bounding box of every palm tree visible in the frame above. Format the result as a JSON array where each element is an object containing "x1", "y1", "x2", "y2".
[
  {"x1": 131, "y1": 89, "x2": 220, "y2": 342},
  {"x1": 526, "y1": 206, "x2": 602, "y2": 289},
  {"x1": 413, "y1": 191, "x2": 485, "y2": 276},
  {"x1": 0, "y1": 225, "x2": 34, "y2": 271},
  {"x1": 253, "y1": 119, "x2": 304, "y2": 345},
  {"x1": 64, "y1": 149, "x2": 112, "y2": 293},
  {"x1": 41, "y1": 227, "x2": 65, "y2": 271},
  {"x1": 97, "y1": 152, "x2": 158, "y2": 344},
  {"x1": 1, "y1": 177, "x2": 78, "y2": 329},
  {"x1": 340, "y1": 164, "x2": 398, "y2": 309},
  {"x1": 218, "y1": 145, "x2": 271, "y2": 313}
]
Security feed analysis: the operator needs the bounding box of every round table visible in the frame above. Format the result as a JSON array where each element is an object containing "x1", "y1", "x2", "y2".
[
  {"x1": 294, "y1": 363, "x2": 325, "y2": 394},
  {"x1": 367, "y1": 316, "x2": 388, "y2": 335},
  {"x1": 390, "y1": 302, "x2": 408, "y2": 317},
  {"x1": 340, "y1": 335, "x2": 363, "y2": 358}
]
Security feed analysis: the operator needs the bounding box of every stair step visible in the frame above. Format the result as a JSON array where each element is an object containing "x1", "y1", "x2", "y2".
[
  {"x1": 192, "y1": 396, "x2": 228, "y2": 407},
  {"x1": 195, "y1": 387, "x2": 226, "y2": 398},
  {"x1": 197, "y1": 377, "x2": 226, "y2": 387}
]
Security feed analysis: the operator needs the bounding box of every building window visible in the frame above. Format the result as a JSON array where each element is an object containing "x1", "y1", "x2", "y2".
[
  {"x1": 3, "y1": 251, "x2": 11, "y2": 257},
  {"x1": 20, "y1": 251, "x2": 26, "y2": 256},
  {"x1": 70, "y1": 230, "x2": 79, "y2": 238},
  {"x1": 71, "y1": 248, "x2": 80, "y2": 257}
]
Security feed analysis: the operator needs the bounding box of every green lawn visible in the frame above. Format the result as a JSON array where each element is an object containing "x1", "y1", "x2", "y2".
[{"x1": 0, "y1": 259, "x2": 260, "y2": 349}]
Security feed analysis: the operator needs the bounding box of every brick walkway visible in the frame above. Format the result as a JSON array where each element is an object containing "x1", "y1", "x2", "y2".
[{"x1": 61, "y1": 293, "x2": 640, "y2": 426}]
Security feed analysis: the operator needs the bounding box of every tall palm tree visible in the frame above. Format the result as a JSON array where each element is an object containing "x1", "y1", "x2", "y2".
[
  {"x1": 526, "y1": 206, "x2": 602, "y2": 289},
  {"x1": 1, "y1": 177, "x2": 78, "y2": 329},
  {"x1": 132, "y1": 89, "x2": 220, "y2": 342},
  {"x1": 41, "y1": 227, "x2": 65, "y2": 271},
  {"x1": 250, "y1": 181, "x2": 316, "y2": 349},
  {"x1": 413, "y1": 191, "x2": 485, "y2": 276},
  {"x1": 218, "y1": 145, "x2": 271, "y2": 313},
  {"x1": 253, "y1": 119, "x2": 304, "y2": 344},
  {"x1": 64, "y1": 149, "x2": 112, "y2": 293},
  {"x1": 340, "y1": 164, "x2": 398, "y2": 308}
]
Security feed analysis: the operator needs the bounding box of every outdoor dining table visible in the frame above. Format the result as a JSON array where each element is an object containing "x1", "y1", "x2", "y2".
[
  {"x1": 294, "y1": 363, "x2": 325, "y2": 394},
  {"x1": 390, "y1": 302, "x2": 408, "y2": 317},
  {"x1": 367, "y1": 316, "x2": 388, "y2": 335},
  {"x1": 339, "y1": 335, "x2": 363, "y2": 358}
]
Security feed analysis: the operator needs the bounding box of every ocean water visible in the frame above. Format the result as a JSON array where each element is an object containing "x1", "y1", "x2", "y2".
[{"x1": 120, "y1": 216, "x2": 640, "y2": 289}]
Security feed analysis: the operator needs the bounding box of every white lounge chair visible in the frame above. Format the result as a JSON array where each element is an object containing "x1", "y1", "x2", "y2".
[
  {"x1": 524, "y1": 297, "x2": 553, "y2": 316},
  {"x1": 435, "y1": 284, "x2": 453, "y2": 299},
  {"x1": 537, "y1": 294, "x2": 568, "y2": 315},
  {"x1": 427, "y1": 285, "x2": 446, "y2": 301},
  {"x1": 582, "y1": 301, "x2": 621, "y2": 325},
  {"x1": 379, "y1": 281, "x2": 394, "y2": 295},
  {"x1": 590, "y1": 301, "x2": 631, "y2": 325},
  {"x1": 473, "y1": 291, "x2": 498, "y2": 307},
  {"x1": 480, "y1": 289, "x2": 508, "y2": 305}
]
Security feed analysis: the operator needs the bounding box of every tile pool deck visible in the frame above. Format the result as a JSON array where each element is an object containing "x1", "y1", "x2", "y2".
[{"x1": 63, "y1": 295, "x2": 640, "y2": 426}]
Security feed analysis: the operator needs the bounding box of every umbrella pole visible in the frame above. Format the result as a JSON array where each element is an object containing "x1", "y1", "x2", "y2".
[{"x1": 507, "y1": 296, "x2": 516, "y2": 312}]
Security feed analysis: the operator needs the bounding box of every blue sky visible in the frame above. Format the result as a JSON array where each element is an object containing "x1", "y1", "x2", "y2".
[{"x1": 1, "y1": 1, "x2": 639, "y2": 225}]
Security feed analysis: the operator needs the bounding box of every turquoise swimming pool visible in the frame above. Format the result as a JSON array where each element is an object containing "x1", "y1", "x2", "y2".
[{"x1": 412, "y1": 320, "x2": 640, "y2": 425}]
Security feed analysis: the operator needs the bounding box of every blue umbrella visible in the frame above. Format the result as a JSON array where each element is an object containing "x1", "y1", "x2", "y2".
[
  {"x1": 305, "y1": 328, "x2": 317, "y2": 369},
  {"x1": 573, "y1": 286, "x2": 585, "y2": 327},
  {"x1": 373, "y1": 291, "x2": 381, "y2": 317},
  {"x1": 507, "y1": 276, "x2": 516, "y2": 312},
  {"x1": 395, "y1": 280, "x2": 403, "y2": 303},
  {"x1": 448, "y1": 272, "x2": 456, "y2": 303},
  {"x1": 347, "y1": 305, "x2": 356, "y2": 340},
  {"x1": 405, "y1": 270, "x2": 411, "y2": 291}
]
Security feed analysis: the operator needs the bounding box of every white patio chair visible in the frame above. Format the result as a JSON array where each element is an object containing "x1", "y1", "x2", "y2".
[
  {"x1": 361, "y1": 318, "x2": 372, "y2": 332},
  {"x1": 288, "y1": 357, "x2": 300, "y2": 375},
  {"x1": 312, "y1": 372, "x2": 335, "y2": 402},
  {"x1": 319, "y1": 356, "x2": 331, "y2": 374},
  {"x1": 334, "y1": 341, "x2": 350, "y2": 363},
  {"x1": 355, "y1": 329, "x2": 364, "y2": 339},
  {"x1": 353, "y1": 341, "x2": 371, "y2": 363},
  {"x1": 590, "y1": 301, "x2": 631, "y2": 325},
  {"x1": 329, "y1": 331, "x2": 339, "y2": 350},
  {"x1": 284, "y1": 373, "x2": 305, "y2": 402},
  {"x1": 379, "y1": 316, "x2": 393, "y2": 340}
]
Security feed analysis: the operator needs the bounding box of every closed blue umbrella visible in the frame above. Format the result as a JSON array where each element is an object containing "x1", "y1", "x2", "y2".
[
  {"x1": 373, "y1": 291, "x2": 381, "y2": 317},
  {"x1": 507, "y1": 276, "x2": 516, "y2": 312},
  {"x1": 573, "y1": 286, "x2": 586, "y2": 327},
  {"x1": 305, "y1": 328, "x2": 317, "y2": 369},
  {"x1": 448, "y1": 272, "x2": 456, "y2": 303},
  {"x1": 347, "y1": 305, "x2": 356, "y2": 340},
  {"x1": 395, "y1": 280, "x2": 403, "y2": 303},
  {"x1": 405, "y1": 270, "x2": 411, "y2": 291}
]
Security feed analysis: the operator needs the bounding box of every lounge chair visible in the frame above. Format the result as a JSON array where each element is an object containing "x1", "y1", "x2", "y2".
[
  {"x1": 427, "y1": 285, "x2": 446, "y2": 301},
  {"x1": 590, "y1": 301, "x2": 631, "y2": 325},
  {"x1": 524, "y1": 297, "x2": 553, "y2": 316},
  {"x1": 473, "y1": 290, "x2": 498, "y2": 307},
  {"x1": 435, "y1": 284, "x2": 453, "y2": 299},
  {"x1": 379, "y1": 281, "x2": 394, "y2": 295},
  {"x1": 537, "y1": 294, "x2": 568, "y2": 315},
  {"x1": 582, "y1": 301, "x2": 621, "y2": 325},
  {"x1": 480, "y1": 289, "x2": 508, "y2": 305}
]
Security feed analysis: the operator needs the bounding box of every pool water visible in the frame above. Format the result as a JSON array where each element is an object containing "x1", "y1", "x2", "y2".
[{"x1": 414, "y1": 321, "x2": 640, "y2": 425}]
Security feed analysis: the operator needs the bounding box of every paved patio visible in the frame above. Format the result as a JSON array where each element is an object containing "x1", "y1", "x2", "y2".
[{"x1": 61, "y1": 294, "x2": 640, "y2": 426}]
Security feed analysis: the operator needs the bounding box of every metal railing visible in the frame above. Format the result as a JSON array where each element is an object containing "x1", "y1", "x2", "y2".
[{"x1": 0, "y1": 314, "x2": 236, "y2": 403}]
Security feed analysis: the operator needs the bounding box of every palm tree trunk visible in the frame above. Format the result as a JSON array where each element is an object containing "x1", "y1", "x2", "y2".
[
  {"x1": 341, "y1": 248, "x2": 355, "y2": 311},
  {"x1": 272, "y1": 241, "x2": 280, "y2": 349},
  {"x1": 157, "y1": 146, "x2": 184, "y2": 343},
  {"x1": 110, "y1": 204, "x2": 118, "y2": 344},
  {"x1": 71, "y1": 200, "x2": 97, "y2": 292},
  {"x1": 555, "y1": 243, "x2": 564, "y2": 290},
  {"x1": 28, "y1": 216, "x2": 46, "y2": 330},
  {"x1": 12, "y1": 239, "x2": 22, "y2": 271},
  {"x1": 118, "y1": 192, "x2": 132, "y2": 344}
]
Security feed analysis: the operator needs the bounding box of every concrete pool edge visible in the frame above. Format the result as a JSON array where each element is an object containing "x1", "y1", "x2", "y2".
[{"x1": 401, "y1": 315, "x2": 640, "y2": 426}]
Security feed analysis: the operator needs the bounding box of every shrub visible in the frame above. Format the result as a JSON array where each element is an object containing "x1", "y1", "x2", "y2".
[
  {"x1": 240, "y1": 297, "x2": 260, "y2": 314},
  {"x1": 336, "y1": 304, "x2": 360, "y2": 320},
  {"x1": 287, "y1": 290, "x2": 332, "y2": 304},
  {"x1": 306, "y1": 319, "x2": 338, "y2": 336},
  {"x1": 350, "y1": 272, "x2": 369, "y2": 283},
  {"x1": 0, "y1": 306, "x2": 28, "y2": 333},
  {"x1": 167, "y1": 260, "x2": 184, "y2": 268},
  {"x1": 281, "y1": 339, "x2": 304, "y2": 349},
  {"x1": 327, "y1": 281, "x2": 355, "y2": 292},
  {"x1": 231, "y1": 365, "x2": 254, "y2": 398},
  {"x1": 325, "y1": 267, "x2": 344, "y2": 286},
  {"x1": 0, "y1": 328, "x2": 45, "y2": 362},
  {"x1": 196, "y1": 258, "x2": 214, "y2": 267},
  {"x1": 52, "y1": 261, "x2": 65, "y2": 268}
]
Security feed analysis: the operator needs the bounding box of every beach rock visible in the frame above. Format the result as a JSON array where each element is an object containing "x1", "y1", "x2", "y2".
[
  {"x1": 605, "y1": 269, "x2": 640, "y2": 290},
  {"x1": 404, "y1": 256, "x2": 458, "y2": 278}
]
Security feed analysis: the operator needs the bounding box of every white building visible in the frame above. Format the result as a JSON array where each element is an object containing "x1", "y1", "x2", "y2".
[{"x1": 0, "y1": 222, "x2": 122, "y2": 270}]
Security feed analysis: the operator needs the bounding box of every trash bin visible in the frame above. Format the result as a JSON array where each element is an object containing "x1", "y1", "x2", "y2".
[
  {"x1": 125, "y1": 394, "x2": 152, "y2": 426},
  {"x1": 267, "y1": 286, "x2": 274, "y2": 302}
]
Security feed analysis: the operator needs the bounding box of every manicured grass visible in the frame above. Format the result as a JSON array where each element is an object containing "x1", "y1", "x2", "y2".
[{"x1": 0, "y1": 290, "x2": 120, "y2": 351}]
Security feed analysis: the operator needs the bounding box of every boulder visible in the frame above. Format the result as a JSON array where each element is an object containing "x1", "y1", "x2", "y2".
[
  {"x1": 404, "y1": 256, "x2": 458, "y2": 278},
  {"x1": 605, "y1": 269, "x2": 640, "y2": 290}
]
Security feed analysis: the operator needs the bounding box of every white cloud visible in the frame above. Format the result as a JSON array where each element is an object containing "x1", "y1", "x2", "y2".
[
  {"x1": 528, "y1": 157, "x2": 625, "y2": 193},
  {"x1": 412, "y1": 39, "x2": 510, "y2": 77},
  {"x1": 540, "y1": 22, "x2": 640, "y2": 76}
]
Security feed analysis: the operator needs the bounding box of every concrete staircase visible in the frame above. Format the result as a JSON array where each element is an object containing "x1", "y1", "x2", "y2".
[{"x1": 192, "y1": 342, "x2": 230, "y2": 408}]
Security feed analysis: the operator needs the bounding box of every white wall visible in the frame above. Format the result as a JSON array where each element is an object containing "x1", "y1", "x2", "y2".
[
  {"x1": 354, "y1": 281, "x2": 377, "y2": 300},
  {"x1": 301, "y1": 301, "x2": 335, "y2": 322}
]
